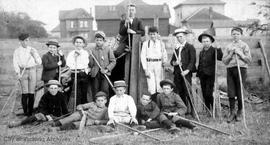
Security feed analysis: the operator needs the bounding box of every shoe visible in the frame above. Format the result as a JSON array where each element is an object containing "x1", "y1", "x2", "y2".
[
  {"x1": 107, "y1": 123, "x2": 115, "y2": 129},
  {"x1": 169, "y1": 125, "x2": 180, "y2": 134},
  {"x1": 8, "y1": 121, "x2": 21, "y2": 128},
  {"x1": 236, "y1": 110, "x2": 242, "y2": 122},
  {"x1": 227, "y1": 110, "x2": 236, "y2": 123},
  {"x1": 47, "y1": 127, "x2": 60, "y2": 132}
]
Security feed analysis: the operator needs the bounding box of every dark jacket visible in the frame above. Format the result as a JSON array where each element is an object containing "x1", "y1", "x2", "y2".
[
  {"x1": 170, "y1": 42, "x2": 196, "y2": 75},
  {"x1": 119, "y1": 17, "x2": 145, "y2": 45},
  {"x1": 197, "y1": 46, "x2": 223, "y2": 77},
  {"x1": 88, "y1": 45, "x2": 116, "y2": 77},
  {"x1": 41, "y1": 52, "x2": 66, "y2": 81},
  {"x1": 156, "y1": 92, "x2": 187, "y2": 116},
  {"x1": 137, "y1": 101, "x2": 160, "y2": 121},
  {"x1": 38, "y1": 91, "x2": 69, "y2": 117}
]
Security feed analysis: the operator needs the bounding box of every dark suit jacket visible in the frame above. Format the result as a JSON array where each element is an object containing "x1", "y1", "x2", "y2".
[
  {"x1": 119, "y1": 17, "x2": 145, "y2": 45},
  {"x1": 197, "y1": 46, "x2": 223, "y2": 76},
  {"x1": 88, "y1": 45, "x2": 116, "y2": 77},
  {"x1": 41, "y1": 52, "x2": 66, "y2": 81},
  {"x1": 170, "y1": 42, "x2": 196, "y2": 75}
]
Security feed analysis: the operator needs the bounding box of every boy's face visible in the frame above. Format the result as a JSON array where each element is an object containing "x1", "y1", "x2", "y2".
[
  {"x1": 149, "y1": 32, "x2": 158, "y2": 41},
  {"x1": 115, "y1": 87, "x2": 126, "y2": 96},
  {"x1": 176, "y1": 33, "x2": 186, "y2": 44},
  {"x1": 201, "y1": 37, "x2": 212, "y2": 48},
  {"x1": 162, "y1": 84, "x2": 173, "y2": 95},
  {"x1": 95, "y1": 96, "x2": 107, "y2": 108},
  {"x1": 48, "y1": 45, "x2": 58, "y2": 54},
  {"x1": 140, "y1": 95, "x2": 151, "y2": 106},
  {"x1": 231, "y1": 30, "x2": 242, "y2": 41},
  {"x1": 128, "y1": 6, "x2": 136, "y2": 17},
  {"x1": 20, "y1": 38, "x2": 29, "y2": 48},
  {"x1": 95, "y1": 37, "x2": 105, "y2": 47},
  {"x1": 74, "y1": 38, "x2": 85, "y2": 49},
  {"x1": 48, "y1": 85, "x2": 59, "y2": 96}
]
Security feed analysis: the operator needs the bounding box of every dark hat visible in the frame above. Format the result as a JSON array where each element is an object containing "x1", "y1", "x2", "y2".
[
  {"x1": 18, "y1": 33, "x2": 29, "y2": 41},
  {"x1": 46, "y1": 39, "x2": 60, "y2": 47},
  {"x1": 198, "y1": 32, "x2": 215, "y2": 43},
  {"x1": 95, "y1": 91, "x2": 107, "y2": 98},
  {"x1": 95, "y1": 31, "x2": 106, "y2": 40},
  {"x1": 72, "y1": 35, "x2": 87, "y2": 46},
  {"x1": 148, "y1": 26, "x2": 159, "y2": 33},
  {"x1": 160, "y1": 79, "x2": 175, "y2": 88},
  {"x1": 113, "y1": 80, "x2": 127, "y2": 88},
  {"x1": 231, "y1": 27, "x2": 243, "y2": 34},
  {"x1": 127, "y1": 3, "x2": 136, "y2": 7},
  {"x1": 46, "y1": 80, "x2": 62, "y2": 87},
  {"x1": 173, "y1": 28, "x2": 188, "y2": 36}
]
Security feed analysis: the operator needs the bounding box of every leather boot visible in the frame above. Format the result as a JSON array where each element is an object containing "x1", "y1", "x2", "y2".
[
  {"x1": 227, "y1": 98, "x2": 236, "y2": 123},
  {"x1": 21, "y1": 94, "x2": 28, "y2": 115},
  {"x1": 27, "y1": 94, "x2": 35, "y2": 116}
]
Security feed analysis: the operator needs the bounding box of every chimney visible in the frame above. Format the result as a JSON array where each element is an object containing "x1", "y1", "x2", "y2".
[
  {"x1": 163, "y1": 3, "x2": 168, "y2": 13},
  {"x1": 209, "y1": 7, "x2": 213, "y2": 20}
]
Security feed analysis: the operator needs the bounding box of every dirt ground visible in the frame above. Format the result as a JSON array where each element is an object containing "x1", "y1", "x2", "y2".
[{"x1": 0, "y1": 85, "x2": 269, "y2": 145}]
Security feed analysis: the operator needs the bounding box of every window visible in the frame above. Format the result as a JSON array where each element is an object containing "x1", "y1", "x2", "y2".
[
  {"x1": 80, "y1": 32, "x2": 88, "y2": 38},
  {"x1": 70, "y1": 21, "x2": 74, "y2": 28},
  {"x1": 84, "y1": 21, "x2": 88, "y2": 27},
  {"x1": 79, "y1": 21, "x2": 84, "y2": 28}
]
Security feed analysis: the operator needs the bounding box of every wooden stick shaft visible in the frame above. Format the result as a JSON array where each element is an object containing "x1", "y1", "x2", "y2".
[
  {"x1": 259, "y1": 40, "x2": 270, "y2": 80},
  {"x1": 116, "y1": 122, "x2": 161, "y2": 141},
  {"x1": 213, "y1": 48, "x2": 217, "y2": 118},
  {"x1": 172, "y1": 50, "x2": 200, "y2": 122},
  {"x1": 235, "y1": 55, "x2": 247, "y2": 129},
  {"x1": 74, "y1": 57, "x2": 78, "y2": 112}
]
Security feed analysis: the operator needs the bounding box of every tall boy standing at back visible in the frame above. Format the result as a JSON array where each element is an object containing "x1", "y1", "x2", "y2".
[{"x1": 13, "y1": 33, "x2": 42, "y2": 116}]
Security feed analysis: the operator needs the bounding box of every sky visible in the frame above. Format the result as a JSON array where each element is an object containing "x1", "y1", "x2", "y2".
[{"x1": 0, "y1": 0, "x2": 265, "y2": 32}]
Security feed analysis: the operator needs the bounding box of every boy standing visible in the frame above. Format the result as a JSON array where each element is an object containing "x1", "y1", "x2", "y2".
[
  {"x1": 52, "y1": 91, "x2": 109, "y2": 130},
  {"x1": 107, "y1": 80, "x2": 138, "y2": 127},
  {"x1": 8, "y1": 80, "x2": 68, "y2": 128},
  {"x1": 41, "y1": 39, "x2": 66, "y2": 85},
  {"x1": 137, "y1": 94, "x2": 160, "y2": 129},
  {"x1": 156, "y1": 79, "x2": 195, "y2": 132},
  {"x1": 66, "y1": 36, "x2": 90, "y2": 106},
  {"x1": 170, "y1": 29, "x2": 196, "y2": 115},
  {"x1": 13, "y1": 33, "x2": 42, "y2": 116},
  {"x1": 89, "y1": 31, "x2": 116, "y2": 98},
  {"x1": 197, "y1": 32, "x2": 223, "y2": 110},
  {"x1": 140, "y1": 26, "x2": 167, "y2": 97},
  {"x1": 223, "y1": 27, "x2": 251, "y2": 123}
]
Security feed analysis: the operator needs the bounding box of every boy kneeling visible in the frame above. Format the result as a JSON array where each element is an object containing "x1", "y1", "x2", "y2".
[
  {"x1": 8, "y1": 80, "x2": 69, "y2": 128},
  {"x1": 137, "y1": 94, "x2": 161, "y2": 129},
  {"x1": 107, "y1": 81, "x2": 138, "y2": 127},
  {"x1": 156, "y1": 79, "x2": 195, "y2": 132},
  {"x1": 52, "y1": 91, "x2": 108, "y2": 130}
]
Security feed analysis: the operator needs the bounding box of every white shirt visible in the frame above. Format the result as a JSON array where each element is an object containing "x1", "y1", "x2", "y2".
[
  {"x1": 13, "y1": 46, "x2": 42, "y2": 74},
  {"x1": 66, "y1": 48, "x2": 89, "y2": 70},
  {"x1": 108, "y1": 94, "x2": 137, "y2": 119},
  {"x1": 175, "y1": 41, "x2": 186, "y2": 62},
  {"x1": 140, "y1": 39, "x2": 167, "y2": 70}
]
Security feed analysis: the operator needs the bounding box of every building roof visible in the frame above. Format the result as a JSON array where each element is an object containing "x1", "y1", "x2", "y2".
[
  {"x1": 117, "y1": 0, "x2": 148, "y2": 6},
  {"x1": 95, "y1": 0, "x2": 170, "y2": 20},
  {"x1": 59, "y1": 8, "x2": 93, "y2": 20},
  {"x1": 183, "y1": 8, "x2": 232, "y2": 21},
  {"x1": 51, "y1": 24, "x2": 60, "y2": 32},
  {"x1": 174, "y1": 0, "x2": 225, "y2": 9}
]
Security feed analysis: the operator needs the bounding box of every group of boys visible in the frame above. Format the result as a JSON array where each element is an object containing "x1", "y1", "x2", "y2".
[{"x1": 9, "y1": 3, "x2": 251, "y2": 134}]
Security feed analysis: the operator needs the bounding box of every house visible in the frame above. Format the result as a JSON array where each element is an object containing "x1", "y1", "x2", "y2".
[
  {"x1": 174, "y1": 0, "x2": 238, "y2": 36},
  {"x1": 59, "y1": 8, "x2": 94, "y2": 39},
  {"x1": 50, "y1": 24, "x2": 60, "y2": 38},
  {"x1": 95, "y1": 0, "x2": 171, "y2": 37}
]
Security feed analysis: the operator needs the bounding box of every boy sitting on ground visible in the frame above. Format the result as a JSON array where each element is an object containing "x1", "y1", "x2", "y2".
[
  {"x1": 107, "y1": 80, "x2": 138, "y2": 128},
  {"x1": 52, "y1": 91, "x2": 109, "y2": 130},
  {"x1": 8, "y1": 80, "x2": 69, "y2": 128},
  {"x1": 137, "y1": 94, "x2": 161, "y2": 129},
  {"x1": 156, "y1": 79, "x2": 195, "y2": 133}
]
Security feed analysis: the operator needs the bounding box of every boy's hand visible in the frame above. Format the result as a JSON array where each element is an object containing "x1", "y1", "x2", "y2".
[
  {"x1": 58, "y1": 50, "x2": 64, "y2": 56},
  {"x1": 127, "y1": 28, "x2": 136, "y2": 34},
  {"x1": 101, "y1": 68, "x2": 108, "y2": 74},
  {"x1": 167, "y1": 112, "x2": 178, "y2": 116},
  {"x1": 145, "y1": 71, "x2": 150, "y2": 78},
  {"x1": 57, "y1": 61, "x2": 62, "y2": 66},
  {"x1": 146, "y1": 118, "x2": 152, "y2": 122},
  {"x1": 94, "y1": 120, "x2": 101, "y2": 125},
  {"x1": 235, "y1": 49, "x2": 244, "y2": 58},
  {"x1": 76, "y1": 105, "x2": 83, "y2": 110},
  {"x1": 107, "y1": 119, "x2": 115, "y2": 125},
  {"x1": 30, "y1": 48, "x2": 36, "y2": 57},
  {"x1": 130, "y1": 118, "x2": 138, "y2": 125},
  {"x1": 141, "y1": 120, "x2": 146, "y2": 124},
  {"x1": 182, "y1": 70, "x2": 190, "y2": 76}
]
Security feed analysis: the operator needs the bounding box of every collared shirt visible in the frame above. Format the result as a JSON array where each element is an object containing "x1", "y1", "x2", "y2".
[
  {"x1": 13, "y1": 46, "x2": 42, "y2": 74},
  {"x1": 137, "y1": 101, "x2": 160, "y2": 120},
  {"x1": 140, "y1": 39, "x2": 167, "y2": 70},
  {"x1": 175, "y1": 41, "x2": 187, "y2": 62},
  {"x1": 66, "y1": 48, "x2": 89, "y2": 70},
  {"x1": 80, "y1": 102, "x2": 108, "y2": 120},
  {"x1": 156, "y1": 92, "x2": 187, "y2": 116},
  {"x1": 223, "y1": 40, "x2": 252, "y2": 68},
  {"x1": 108, "y1": 94, "x2": 137, "y2": 119}
]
